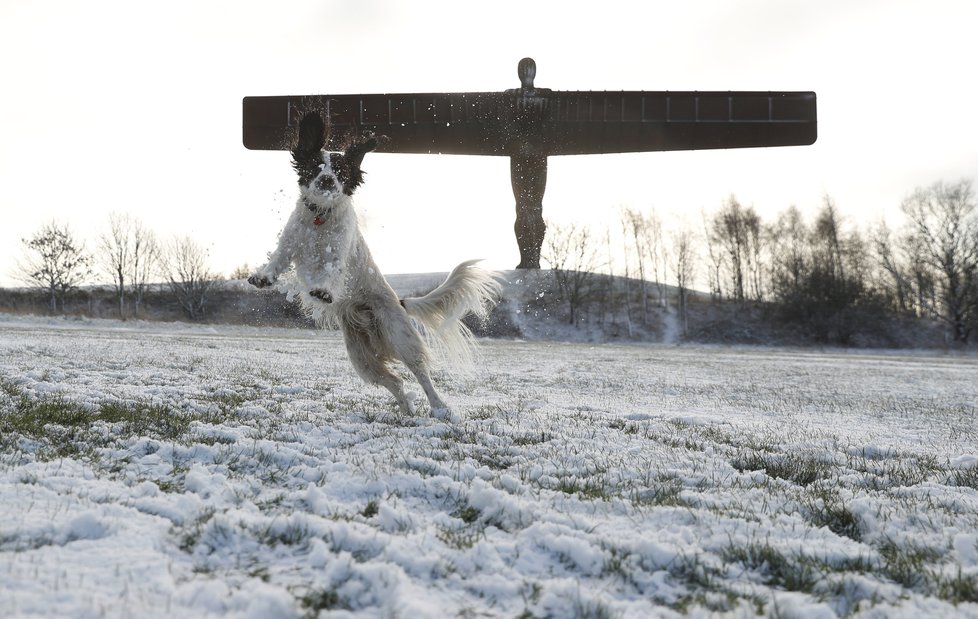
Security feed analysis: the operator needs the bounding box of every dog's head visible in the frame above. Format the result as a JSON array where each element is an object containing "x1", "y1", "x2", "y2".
[{"x1": 291, "y1": 112, "x2": 378, "y2": 206}]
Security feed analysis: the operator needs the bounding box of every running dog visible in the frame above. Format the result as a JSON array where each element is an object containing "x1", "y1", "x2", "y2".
[{"x1": 248, "y1": 112, "x2": 501, "y2": 421}]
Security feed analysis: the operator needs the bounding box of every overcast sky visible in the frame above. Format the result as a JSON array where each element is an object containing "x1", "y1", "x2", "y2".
[{"x1": 2, "y1": 0, "x2": 977, "y2": 287}]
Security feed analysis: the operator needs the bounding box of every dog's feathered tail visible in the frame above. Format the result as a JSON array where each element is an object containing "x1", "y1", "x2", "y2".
[{"x1": 401, "y1": 260, "x2": 503, "y2": 368}]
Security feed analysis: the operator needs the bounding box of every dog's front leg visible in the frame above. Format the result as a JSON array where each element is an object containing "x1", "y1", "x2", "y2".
[
  {"x1": 248, "y1": 215, "x2": 300, "y2": 289},
  {"x1": 249, "y1": 256, "x2": 288, "y2": 289}
]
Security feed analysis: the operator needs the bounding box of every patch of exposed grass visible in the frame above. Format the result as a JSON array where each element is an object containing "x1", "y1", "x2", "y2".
[
  {"x1": 731, "y1": 450, "x2": 831, "y2": 487},
  {"x1": 0, "y1": 390, "x2": 234, "y2": 460},
  {"x1": 553, "y1": 475, "x2": 610, "y2": 500},
  {"x1": 361, "y1": 500, "x2": 379, "y2": 519},
  {"x1": 299, "y1": 588, "x2": 346, "y2": 618},
  {"x1": 254, "y1": 520, "x2": 312, "y2": 549},
  {"x1": 2, "y1": 394, "x2": 90, "y2": 435},
  {"x1": 1, "y1": 379, "x2": 23, "y2": 399},
  {"x1": 176, "y1": 508, "x2": 218, "y2": 554},
  {"x1": 721, "y1": 540, "x2": 820, "y2": 593},
  {"x1": 97, "y1": 400, "x2": 193, "y2": 441},
  {"x1": 878, "y1": 537, "x2": 942, "y2": 589},
  {"x1": 437, "y1": 524, "x2": 485, "y2": 551},
  {"x1": 1, "y1": 394, "x2": 99, "y2": 459},
  {"x1": 457, "y1": 504, "x2": 481, "y2": 524},
  {"x1": 947, "y1": 467, "x2": 978, "y2": 490},
  {"x1": 804, "y1": 485, "x2": 862, "y2": 541},
  {"x1": 936, "y1": 568, "x2": 978, "y2": 604},
  {"x1": 630, "y1": 475, "x2": 691, "y2": 508},
  {"x1": 511, "y1": 431, "x2": 553, "y2": 446}
]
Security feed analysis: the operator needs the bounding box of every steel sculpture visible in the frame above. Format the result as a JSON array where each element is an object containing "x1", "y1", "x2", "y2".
[{"x1": 243, "y1": 58, "x2": 816, "y2": 268}]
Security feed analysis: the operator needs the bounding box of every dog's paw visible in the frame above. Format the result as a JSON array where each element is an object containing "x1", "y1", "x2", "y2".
[
  {"x1": 431, "y1": 406, "x2": 462, "y2": 424},
  {"x1": 248, "y1": 273, "x2": 274, "y2": 288},
  {"x1": 309, "y1": 288, "x2": 333, "y2": 303},
  {"x1": 403, "y1": 391, "x2": 419, "y2": 415}
]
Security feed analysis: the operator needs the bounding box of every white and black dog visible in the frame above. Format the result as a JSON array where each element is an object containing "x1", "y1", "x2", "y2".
[{"x1": 248, "y1": 112, "x2": 501, "y2": 421}]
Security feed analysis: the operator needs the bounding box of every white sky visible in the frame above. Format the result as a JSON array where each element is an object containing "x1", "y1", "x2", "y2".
[{"x1": 2, "y1": 0, "x2": 977, "y2": 286}]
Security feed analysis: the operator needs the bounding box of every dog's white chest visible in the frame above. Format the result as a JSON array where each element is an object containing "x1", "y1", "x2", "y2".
[{"x1": 288, "y1": 208, "x2": 355, "y2": 291}]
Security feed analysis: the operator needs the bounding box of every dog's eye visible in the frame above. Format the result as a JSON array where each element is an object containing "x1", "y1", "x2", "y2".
[{"x1": 317, "y1": 175, "x2": 336, "y2": 192}]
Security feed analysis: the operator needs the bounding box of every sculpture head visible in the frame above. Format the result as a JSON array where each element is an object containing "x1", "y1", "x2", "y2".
[{"x1": 518, "y1": 57, "x2": 536, "y2": 90}]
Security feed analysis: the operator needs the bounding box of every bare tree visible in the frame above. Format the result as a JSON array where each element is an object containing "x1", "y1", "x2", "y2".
[
  {"x1": 541, "y1": 221, "x2": 601, "y2": 325},
  {"x1": 708, "y1": 196, "x2": 762, "y2": 302},
  {"x1": 670, "y1": 226, "x2": 697, "y2": 337},
  {"x1": 621, "y1": 208, "x2": 648, "y2": 324},
  {"x1": 230, "y1": 263, "x2": 252, "y2": 280},
  {"x1": 161, "y1": 236, "x2": 216, "y2": 321},
  {"x1": 643, "y1": 210, "x2": 667, "y2": 305},
  {"x1": 129, "y1": 221, "x2": 160, "y2": 317},
  {"x1": 16, "y1": 221, "x2": 92, "y2": 314},
  {"x1": 702, "y1": 210, "x2": 724, "y2": 301},
  {"x1": 97, "y1": 213, "x2": 160, "y2": 319},
  {"x1": 813, "y1": 197, "x2": 850, "y2": 287},
  {"x1": 98, "y1": 213, "x2": 132, "y2": 319},
  {"x1": 768, "y1": 205, "x2": 809, "y2": 304},
  {"x1": 604, "y1": 225, "x2": 626, "y2": 333},
  {"x1": 622, "y1": 207, "x2": 669, "y2": 315},
  {"x1": 870, "y1": 220, "x2": 912, "y2": 314},
  {"x1": 899, "y1": 179, "x2": 978, "y2": 343}
]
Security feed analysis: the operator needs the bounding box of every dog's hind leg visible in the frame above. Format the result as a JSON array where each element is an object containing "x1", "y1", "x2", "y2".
[
  {"x1": 341, "y1": 317, "x2": 415, "y2": 415},
  {"x1": 410, "y1": 366, "x2": 457, "y2": 423},
  {"x1": 381, "y1": 310, "x2": 458, "y2": 422}
]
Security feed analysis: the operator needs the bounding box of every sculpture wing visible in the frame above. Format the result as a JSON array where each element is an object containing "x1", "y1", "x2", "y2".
[{"x1": 242, "y1": 91, "x2": 816, "y2": 156}]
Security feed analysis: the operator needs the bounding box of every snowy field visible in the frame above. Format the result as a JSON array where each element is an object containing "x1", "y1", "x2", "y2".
[{"x1": 1, "y1": 314, "x2": 977, "y2": 618}]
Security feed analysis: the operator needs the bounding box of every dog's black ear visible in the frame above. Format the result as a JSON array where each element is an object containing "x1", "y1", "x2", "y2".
[
  {"x1": 345, "y1": 134, "x2": 379, "y2": 171},
  {"x1": 340, "y1": 133, "x2": 381, "y2": 194},
  {"x1": 291, "y1": 112, "x2": 327, "y2": 185}
]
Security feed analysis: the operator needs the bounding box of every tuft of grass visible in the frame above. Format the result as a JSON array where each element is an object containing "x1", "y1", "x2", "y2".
[
  {"x1": 437, "y1": 519, "x2": 485, "y2": 551},
  {"x1": 1, "y1": 379, "x2": 24, "y2": 399},
  {"x1": 205, "y1": 390, "x2": 252, "y2": 415},
  {"x1": 630, "y1": 475, "x2": 691, "y2": 508},
  {"x1": 361, "y1": 500, "x2": 379, "y2": 518},
  {"x1": 804, "y1": 486, "x2": 862, "y2": 541},
  {"x1": 434, "y1": 501, "x2": 487, "y2": 550},
  {"x1": 255, "y1": 521, "x2": 311, "y2": 548},
  {"x1": 731, "y1": 451, "x2": 830, "y2": 487},
  {"x1": 299, "y1": 588, "x2": 346, "y2": 617},
  {"x1": 554, "y1": 476, "x2": 610, "y2": 500},
  {"x1": 457, "y1": 504, "x2": 481, "y2": 524},
  {"x1": 512, "y1": 431, "x2": 553, "y2": 446},
  {"x1": 176, "y1": 508, "x2": 217, "y2": 554},
  {"x1": 0, "y1": 386, "x2": 268, "y2": 463},
  {"x1": 569, "y1": 596, "x2": 617, "y2": 619},
  {"x1": 2, "y1": 394, "x2": 91, "y2": 434},
  {"x1": 721, "y1": 539, "x2": 819, "y2": 593},
  {"x1": 877, "y1": 537, "x2": 942, "y2": 589},
  {"x1": 1, "y1": 394, "x2": 97, "y2": 459},
  {"x1": 947, "y1": 467, "x2": 978, "y2": 490},
  {"x1": 97, "y1": 400, "x2": 192, "y2": 441},
  {"x1": 936, "y1": 568, "x2": 978, "y2": 604}
]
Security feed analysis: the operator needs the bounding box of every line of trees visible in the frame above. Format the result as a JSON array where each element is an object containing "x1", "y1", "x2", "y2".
[
  {"x1": 12, "y1": 214, "x2": 223, "y2": 321},
  {"x1": 541, "y1": 178, "x2": 978, "y2": 345},
  {"x1": 8, "y1": 178, "x2": 976, "y2": 344}
]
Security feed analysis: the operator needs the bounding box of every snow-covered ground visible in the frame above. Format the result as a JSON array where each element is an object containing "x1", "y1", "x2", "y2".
[{"x1": 1, "y1": 314, "x2": 977, "y2": 618}]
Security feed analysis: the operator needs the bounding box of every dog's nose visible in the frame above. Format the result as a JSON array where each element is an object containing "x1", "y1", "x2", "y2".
[{"x1": 317, "y1": 175, "x2": 336, "y2": 192}]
